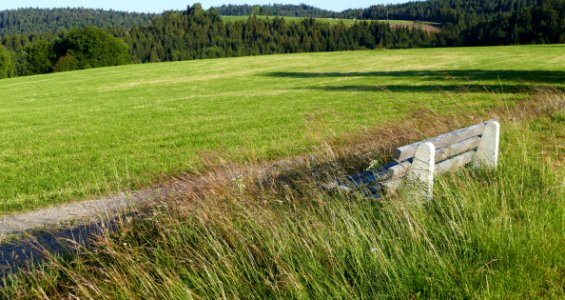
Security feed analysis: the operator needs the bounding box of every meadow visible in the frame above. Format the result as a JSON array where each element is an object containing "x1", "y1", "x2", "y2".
[
  {"x1": 221, "y1": 15, "x2": 440, "y2": 31},
  {"x1": 2, "y1": 92, "x2": 563, "y2": 298},
  {"x1": 0, "y1": 45, "x2": 564, "y2": 213}
]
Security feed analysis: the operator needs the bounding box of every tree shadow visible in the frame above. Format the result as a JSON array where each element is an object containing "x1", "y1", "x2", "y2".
[
  {"x1": 304, "y1": 84, "x2": 538, "y2": 94},
  {"x1": 0, "y1": 212, "x2": 141, "y2": 279},
  {"x1": 266, "y1": 70, "x2": 565, "y2": 86}
]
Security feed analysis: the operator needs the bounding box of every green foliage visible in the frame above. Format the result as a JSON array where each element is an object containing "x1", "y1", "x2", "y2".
[
  {"x1": 213, "y1": 3, "x2": 336, "y2": 18},
  {"x1": 0, "y1": 44, "x2": 15, "y2": 78},
  {"x1": 52, "y1": 54, "x2": 80, "y2": 72},
  {"x1": 2, "y1": 1, "x2": 564, "y2": 78},
  {"x1": 119, "y1": 5, "x2": 432, "y2": 64},
  {"x1": 54, "y1": 27, "x2": 131, "y2": 71},
  {"x1": 467, "y1": 0, "x2": 565, "y2": 45},
  {"x1": 15, "y1": 40, "x2": 55, "y2": 75},
  {"x1": 0, "y1": 8, "x2": 153, "y2": 35}
]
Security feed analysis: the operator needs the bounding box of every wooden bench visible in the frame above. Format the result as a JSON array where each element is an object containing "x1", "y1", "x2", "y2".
[{"x1": 327, "y1": 119, "x2": 501, "y2": 200}]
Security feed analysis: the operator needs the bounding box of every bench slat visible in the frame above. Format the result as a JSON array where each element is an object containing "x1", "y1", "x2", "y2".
[
  {"x1": 394, "y1": 119, "x2": 496, "y2": 163},
  {"x1": 435, "y1": 150, "x2": 476, "y2": 175},
  {"x1": 435, "y1": 136, "x2": 481, "y2": 162},
  {"x1": 388, "y1": 136, "x2": 481, "y2": 179}
]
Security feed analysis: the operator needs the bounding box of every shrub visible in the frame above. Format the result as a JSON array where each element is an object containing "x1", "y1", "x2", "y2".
[
  {"x1": 54, "y1": 26, "x2": 131, "y2": 72},
  {"x1": 0, "y1": 45, "x2": 16, "y2": 78}
]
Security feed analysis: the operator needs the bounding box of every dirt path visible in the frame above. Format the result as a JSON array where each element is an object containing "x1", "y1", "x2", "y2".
[
  {"x1": 0, "y1": 184, "x2": 179, "y2": 239},
  {"x1": 0, "y1": 156, "x2": 312, "y2": 240}
]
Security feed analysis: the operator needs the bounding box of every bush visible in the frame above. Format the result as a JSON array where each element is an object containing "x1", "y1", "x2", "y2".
[
  {"x1": 0, "y1": 45, "x2": 16, "y2": 78},
  {"x1": 52, "y1": 54, "x2": 80, "y2": 72},
  {"x1": 54, "y1": 26, "x2": 131, "y2": 72}
]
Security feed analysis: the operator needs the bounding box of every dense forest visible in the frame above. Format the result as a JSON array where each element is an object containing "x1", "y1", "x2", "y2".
[
  {"x1": 213, "y1": 4, "x2": 335, "y2": 18},
  {"x1": 0, "y1": 0, "x2": 564, "y2": 79},
  {"x1": 340, "y1": 0, "x2": 541, "y2": 22},
  {"x1": 117, "y1": 6, "x2": 430, "y2": 63},
  {"x1": 0, "y1": 8, "x2": 153, "y2": 35}
]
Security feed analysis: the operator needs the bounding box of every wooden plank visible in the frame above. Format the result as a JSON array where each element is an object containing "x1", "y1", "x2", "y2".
[
  {"x1": 394, "y1": 119, "x2": 496, "y2": 162},
  {"x1": 435, "y1": 136, "x2": 481, "y2": 162},
  {"x1": 435, "y1": 150, "x2": 476, "y2": 175},
  {"x1": 388, "y1": 137, "x2": 480, "y2": 179}
]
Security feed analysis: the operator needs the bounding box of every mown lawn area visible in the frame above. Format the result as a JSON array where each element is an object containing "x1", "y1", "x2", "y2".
[{"x1": 0, "y1": 45, "x2": 564, "y2": 212}]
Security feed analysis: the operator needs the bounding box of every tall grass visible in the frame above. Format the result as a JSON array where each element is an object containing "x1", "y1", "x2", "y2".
[{"x1": 1, "y1": 96, "x2": 563, "y2": 299}]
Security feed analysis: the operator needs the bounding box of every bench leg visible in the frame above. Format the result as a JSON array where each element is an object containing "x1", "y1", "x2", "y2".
[
  {"x1": 474, "y1": 121, "x2": 500, "y2": 169},
  {"x1": 407, "y1": 142, "x2": 435, "y2": 201}
]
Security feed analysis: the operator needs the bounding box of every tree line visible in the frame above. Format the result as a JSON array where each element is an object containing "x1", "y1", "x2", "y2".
[
  {"x1": 0, "y1": 4, "x2": 433, "y2": 78},
  {"x1": 1, "y1": 0, "x2": 564, "y2": 79},
  {"x1": 212, "y1": 4, "x2": 336, "y2": 18},
  {"x1": 0, "y1": 8, "x2": 153, "y2": 35}
]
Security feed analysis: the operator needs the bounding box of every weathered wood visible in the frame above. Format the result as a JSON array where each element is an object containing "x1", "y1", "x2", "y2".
[
  {"x1": 435, "y1": 136, "x2": 481, "y2": 162},
  {"x1": 407, "y1": 142, "x2": 435, "y2": 200},
  {"x1": 388, "y1": 136, "x2": 480, "y2": 179},
  {"x1": 394, "y1": 119, "x2": 497, "y2": 163},
  {"x1": 435, "y1": 150, "x2": 476, "y2": 175},
  {"x1": 473, "y1": 121, "x2": 500, "y2": 169}
]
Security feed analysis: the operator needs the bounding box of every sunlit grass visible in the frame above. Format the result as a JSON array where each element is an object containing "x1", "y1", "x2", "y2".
[
  {"x1": 2, "y1": 104, "x2": 563, "y2": 299},
  {"x1": 0, "y1": 45, "x2": 564, "y2": 212}
]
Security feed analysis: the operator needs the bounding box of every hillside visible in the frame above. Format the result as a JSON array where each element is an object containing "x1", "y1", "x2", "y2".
[
  {"x1": 0, "y1": 8, "x2": 154, "y2": 35},
  {"x1": 221, "y1": 15, "x2": 441, "y2": 32},
  {"x1": 213, "y1": 3, "x2": 335, "y2": 17},
  {"x1": 1, "y1": 1, "x2": 563, "y2": 80},
  {"x1": 0, "y1": 45, "x2": 563, "y2": 213},
  {"x1": 340, "y1": 0, "x2": 541, "y2": 22},
  {"x1": 1, "y1": 48, "x2": 564, "y2": 298},
  {"x1": 213, "y1": 0, "x2": 541, "y2": 23}
]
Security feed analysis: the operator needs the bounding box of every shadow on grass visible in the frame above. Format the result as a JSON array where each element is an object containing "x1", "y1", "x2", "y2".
[
  {"x1": 266, "y1": 70, "x2": 565, "y2": 85},
  {"x1": 0, "y1": 214, "x2": 138, "y2": 279},
  {"x1": 302, "y1": 84, "x2": 538, "y2": 94}
]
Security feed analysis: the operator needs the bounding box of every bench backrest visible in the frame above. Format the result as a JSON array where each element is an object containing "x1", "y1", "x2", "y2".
[{"x1": 384, "y1": 119, "x2": 500, "y2": 200}]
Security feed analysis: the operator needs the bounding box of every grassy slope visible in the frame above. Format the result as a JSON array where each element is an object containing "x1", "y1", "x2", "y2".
[
  {"x1": 2, "y1": 107, "x2": 563, "y2": 298},
  {"x1": 221, "y1": 15, "x2": 440, "y2": 31},
  {"x1": 1, "y1": 45, "x2": 564, "y2": 212},
  {"x1": 221, "y1": 15, "x2": 439, "y2": 24}
]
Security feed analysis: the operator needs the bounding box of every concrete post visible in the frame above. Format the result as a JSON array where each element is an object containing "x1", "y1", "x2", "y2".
[
  {"x1": 407, "y1": 142, "x2": 435, "y2": 201},
  {"x1": 474, "y1": 121, "x2": 500, "y2": 169}
]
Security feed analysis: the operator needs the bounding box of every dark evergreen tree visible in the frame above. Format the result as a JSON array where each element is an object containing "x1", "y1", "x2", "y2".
[
  {"x1": 0, "y1": 8, "x2": 153, "y2": 35},
  {"x1": 1, "y1": 1, "x2": 563, "y2": 79}
]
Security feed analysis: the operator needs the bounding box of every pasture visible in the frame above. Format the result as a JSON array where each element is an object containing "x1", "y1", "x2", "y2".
[
  {"x1": 0, "y1": 45, "x2": 564, "y2": 212},
  {"x1": 221, "y1": 15, "x2": 440, "y2": 31}
]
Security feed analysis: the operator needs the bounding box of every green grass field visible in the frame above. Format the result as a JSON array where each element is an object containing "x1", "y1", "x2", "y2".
[
  {"x1": 221, "y1": 15, "x2": 440, "y2": 30},
  {"x1": 1, "y1": 45, "x2": 564, "y2": 213}
]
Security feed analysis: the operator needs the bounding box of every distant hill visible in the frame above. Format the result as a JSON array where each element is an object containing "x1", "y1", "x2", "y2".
[
  {"x1": 213, "y1": 1, "x2": 541, "y2": 24},
  {"x1": 0, "y1": 1, "x2": 545, "y2": 37},
  {"x1": 212, "y1": 4, "x2": 336, "y2": 18},
  {"x1": 340, "y1": 0, "x2": 541, "y2": 23},
  {"x1": 0, "y1": 1, "x2": 562, "y2": 79},
  {"x1": 0, "y1": 8, "x2": 154, "y2": 35}
]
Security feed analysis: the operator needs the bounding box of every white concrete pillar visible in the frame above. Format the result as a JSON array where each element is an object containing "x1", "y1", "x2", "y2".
[
  {"x1": 474, "y1": 121, "x2": 500, "y2": 169},
  {"x1": 407, "y1": 142, "x2": 435, "y2": 201}
]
